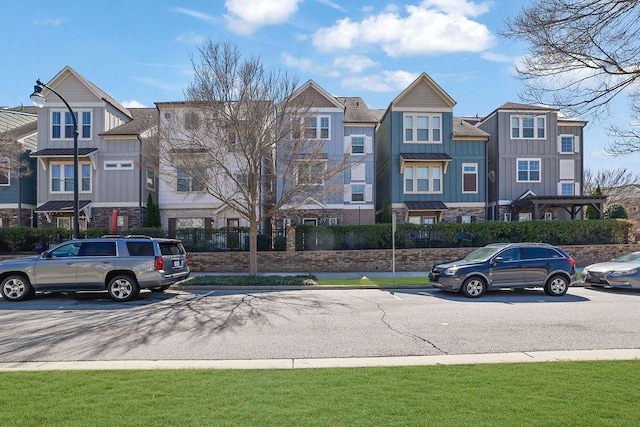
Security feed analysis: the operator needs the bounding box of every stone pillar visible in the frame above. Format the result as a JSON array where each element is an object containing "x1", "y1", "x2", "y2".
[{"x1": 286, "y1": 226, "x2": 296, "y2": 252}]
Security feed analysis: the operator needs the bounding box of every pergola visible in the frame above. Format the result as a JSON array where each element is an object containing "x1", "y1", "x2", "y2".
[{"x1": 510, "y1": 195, "x2": 608, "y2": 219}]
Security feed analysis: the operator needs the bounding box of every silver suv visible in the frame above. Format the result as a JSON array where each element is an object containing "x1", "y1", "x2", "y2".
[{"x1": 0, "y1": 236, "x2": 190, "y2": 302}]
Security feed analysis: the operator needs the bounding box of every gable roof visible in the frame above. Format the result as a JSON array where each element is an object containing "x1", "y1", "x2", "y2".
[
  {"x1": 391, "y1": 72, "x2": 456, "y2": 109},
  {"x1": 101, "y1": 108, "x2": 158, "y2": 136},
  {"x1": 291, "y1": 80, "x2": 344, "y2": 109},
  {"x1": 44, "y1": 66, "x2": 132, "y2": 119}
]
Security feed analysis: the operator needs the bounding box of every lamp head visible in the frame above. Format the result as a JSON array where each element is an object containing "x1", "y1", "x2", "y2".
[{"x1": 30, "y1": 83, "x2": 46, "y2": 108}]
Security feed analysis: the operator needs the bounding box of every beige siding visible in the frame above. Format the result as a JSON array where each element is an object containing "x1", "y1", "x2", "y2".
[
  {"x1": 395, "y1": 81, "x2": 452, "y2": 110},
  {"x1": 300, "y1": 87, "x2": 338, "y2": 107},
  {"x1": 51, "y1": 75, "x2": 101, "y2": 103}
]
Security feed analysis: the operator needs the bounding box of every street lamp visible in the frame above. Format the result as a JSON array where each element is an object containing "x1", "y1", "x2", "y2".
[{"x1": 30, "y1": 79, "x2": 80, "y2": 239}]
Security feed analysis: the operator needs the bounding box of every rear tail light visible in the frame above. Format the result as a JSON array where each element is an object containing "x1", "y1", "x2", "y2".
[
  {"x1": 185, "y1": 255, "x2": 189, "y2": 266},
  {"x1": 154, "y1": 255, "x2": 163, "y2": 271},
  {"x1": 567, "y1": 257, "x2": 576, "y2": 269}
]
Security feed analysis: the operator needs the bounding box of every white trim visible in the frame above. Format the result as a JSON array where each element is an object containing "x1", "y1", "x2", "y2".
[
  {"x1": 88, "y1": 202, "x2": 140, "y2": 208},
  {"x1": 104, "y1": 160, "x2": 134, "y2": 170},
  {"x1": 402, "y1": 112, "x2": 442, "y2": 144},
  {"x1": 515, "y1": 158, "x2": 541, "y2": 183},
  {"x1": 393, "y1": 106, "x2": 453, "y2": 113},
  {"x1": 49, "y1": 161, "x2": 92, "y2": 194},
  {"x1": 443, "y1": 202, "x2": 485, "y2": 208},
  {"x1": 510, "y1": 114, "x2": 546, "y2": 140},
  {"x1": 461, "y1": 162, "x2": 478, "y2": 194}
]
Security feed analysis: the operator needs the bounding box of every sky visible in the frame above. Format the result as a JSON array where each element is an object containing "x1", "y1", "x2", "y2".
[{"x1": 1, "y1": 0, "x2": 637, "y2": 172}]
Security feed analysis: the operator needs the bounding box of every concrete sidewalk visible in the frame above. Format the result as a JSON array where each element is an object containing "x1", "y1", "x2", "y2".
[{"x1": 1, "y1": 348, "x2": 638, "y2": 371}]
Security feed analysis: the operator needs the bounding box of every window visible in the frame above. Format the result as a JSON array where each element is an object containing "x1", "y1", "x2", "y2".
[
  {"x1": 146, "y1": 170, "x2": 155, "y2": 191},
  {"x1": 104, "y1": 161, "x2": 134, "y2": 170},
  {"x1": 560, "y1": 182, "x2": 575, "y2": 195},
  {"x1": 558, "y1": 135, "x2": 578, "y2": 154},
  {"x1": 50, "y1": 162, "x2": 92, "y2": 193},
  {"x1": 176, "y1": 218, "x2": 204, "y2": 229},
  {"x1": 511, "y1": 115, "x2": 545, "y2": 139},
  {"x1": 184, "y1": 112, "x2": 200, "y2": 130},
  {"x1": 305, "y1": 115, "x2": 330, "y2": 139},
  {"x1": 462, "y1": 163, "x2": 478, "y2": 193},
  {"x1": 235, "y1": 172, "x2": 248, "y2": 190},
  {"x1": 351, "y1": 136, "x2": 365, "y2": 154},
  {"x1": 0, "y1": 158, "x2": 9, "y2": 186},
  {"x1": 176, "y1": 169, "x2": 204, "y2": 192},
  {"x1": 516, "y1": 159, "x2": 541, "y2": 182},
  {"x1": 126, "y1": 241, "x2": 154, "y2": 256},
  {"x1": 296, "y1": 160, "x2": 325, "y2": 185},
  {"x1": 51, "y1": 110, "x2": 92, "y2": 139},
  {"x1": 351, "y1": 184, "x2": 365, "y2": 202},
  {"x1": 403, "y1": 113, "x2": 442, "y2": 143},
  {"x1": 79, "y1": 242, "x2": 116, "y2": 257},
  {"x1": 404, "y1": 165, "x2": 441, "y2": 193}
]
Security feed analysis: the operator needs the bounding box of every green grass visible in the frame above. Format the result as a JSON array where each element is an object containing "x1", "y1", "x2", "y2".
[{"x1": 2, "y1": 361, "x2": 639, "y2": 426}]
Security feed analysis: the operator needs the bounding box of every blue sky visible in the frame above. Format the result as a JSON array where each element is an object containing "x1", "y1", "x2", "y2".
[{"x1": 1, "y1": 0, "x2": 635, "y2": 172}]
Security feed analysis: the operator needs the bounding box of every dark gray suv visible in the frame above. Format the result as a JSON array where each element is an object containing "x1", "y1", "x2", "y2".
[
  {"x1": 0, "y1": 236, "x2": 190, "y2": 302},
  {"x1": 429, "y1": 242, "x2": 576, "y2": 298}
]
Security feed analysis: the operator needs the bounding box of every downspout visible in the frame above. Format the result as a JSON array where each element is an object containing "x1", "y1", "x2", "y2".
[{"x1": 137, "y1": 135, "x2": 143, "y2": 228}]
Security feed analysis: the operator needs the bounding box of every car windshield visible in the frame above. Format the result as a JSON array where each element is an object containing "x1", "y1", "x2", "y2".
[
  {"x1": 612, "y1": 252, "x2": 640, "y2": 262},
  {"x1": 462, "y1": 246, "x2": 503, "y2": 262}
]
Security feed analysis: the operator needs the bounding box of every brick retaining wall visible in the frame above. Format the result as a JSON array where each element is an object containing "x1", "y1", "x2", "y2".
[{"x1": 188, "y1": 244, "x2": 639, "y2": 273}]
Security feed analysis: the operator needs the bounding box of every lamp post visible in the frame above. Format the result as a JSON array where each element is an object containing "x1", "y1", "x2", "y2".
[{"x1": 30, "y1": 79, "x2": 80, "y2": 239}]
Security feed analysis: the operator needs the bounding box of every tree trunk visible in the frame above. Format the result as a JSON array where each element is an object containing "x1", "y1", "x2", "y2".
[{"x1": 249, "y1": 220, "x2": 259, "y2": 276}]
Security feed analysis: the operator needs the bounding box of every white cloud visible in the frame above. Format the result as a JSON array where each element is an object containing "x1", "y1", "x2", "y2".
[
  {"x1": 172, "y1": 7, "x2": 217, "y2": 24},
  {"x1": 121, "y1": 100, "x2": 147, "y2": 108},
  {"x1": 341, "y1": 70, "x2": 419, "y2": 92},
  {"x1": 225, "y1": 0, "x2": 300, "y2": 35},
  {"x1": 312, "y1": 0, "x2": 494, "y2": 56},
  {"x1": 32, "y1": 18, "x2": 62, "y2": 26},
  {"x1": 175, "y1": 32, "x2": 206, "y2": 45},
  {"x1": 481, "y1": 52, "x2": 512, "y2": 63},
  {"x1": 281, "y1": 52, "x2": 341, "y2": 77},
  {"x1": 333, "y1": 55, "x2": 378, "y2": 73}
]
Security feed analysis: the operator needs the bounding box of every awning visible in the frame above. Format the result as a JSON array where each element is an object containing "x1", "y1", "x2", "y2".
[
  {"x1": 35, "y1": 200, "x2": 92, "y2": 223},
  {"x1": 400, "y1": 152, "x2": 452, "y2": 174},
  {"x1": 405, "y1": 201, "x2": 448, "y2": 210},
  {"x1": 31, "y1": 148, "x2": 98, "y2": 170}
]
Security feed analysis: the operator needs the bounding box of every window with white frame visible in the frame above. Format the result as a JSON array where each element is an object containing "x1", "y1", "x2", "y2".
[
  {"x1": 403, "y1": 113, "x2": 441, "y2": 143},
  {"x1": 56, "y1": 217, "x2": 87, "y2": 231},
  {"x1": 403, "y1": 164, "x2": 442, "y2": 193},
  {"x1": 558, "y1": 135, "x2": 579, "y2": 154},
  {"x1": 176, "y1": 218, "x2": 205, "y2": 229},
  {"x1": 104, "y1": 161, "x2": 134, "y2": 170},
  {"x1": 176, "y1": 169, "x2": 204, "y2": 192},
  {"x1": 559, "y1": 182, "x2": 575, "y2": 196},
  {"x1": 516, "y1": 159, "x2": 541, "y2": 182},
  {"x1": 296, "y1": 160, "x2": 326, "y2": 185},
  {"x1": 305, "y1": 115, "x2": 330, "y2": 139},
  {"x1": 146, "y1": 170, "x2": 155, "y2": 191},
  {"x1": 511, "y1": 115, "x2": 545, "y2": 139},
  {"x1": 51, "y1": 110, "x2": 92, "y2": 139},
  {"x1": 462, "y1": 163, "x2": 478, "y2": 193},
  {"x1": 351, "y1": 136, "x2": 365, "y2": 154},
  {"x1": 351, "y1": 184, "x2": 365, "y2": 202},
  {"x1": 50, "y1": 162, "x2": 91, "y2": 193}
]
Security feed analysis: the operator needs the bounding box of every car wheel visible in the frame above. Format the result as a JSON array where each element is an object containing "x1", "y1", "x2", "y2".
[
  {"x1": 544, "y1": 275, "x2": 569, "y2": 296},
  {"x1": 107, "y1": 275, "x2": 139, "y2": 302},
  {"x1": 149, "y1": 285, "x2": 171, "y2": 293},
  {"x1": 461, "y1": 277, "x2": 486, "y2": 298},
  {"x1": 1, "y1": 274, "x2": 34, "y2": 301}
]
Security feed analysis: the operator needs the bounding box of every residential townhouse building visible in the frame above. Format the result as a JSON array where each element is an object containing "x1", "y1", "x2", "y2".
[
  {"x1": 30, "y1": 66, "x2": 157, "y2": 232},
  {"x1": 375, "y1": 73, "x2": 490, "y2": 224},
  {"x1": 278, "y1": 81, "x2": 377, "y2": 226},
  {"x1": 0, "y1": 107, "x2": 38, "y2": 226},
  {"x1": 476, "y1": 102, "x2": 603, "y2": 221}
]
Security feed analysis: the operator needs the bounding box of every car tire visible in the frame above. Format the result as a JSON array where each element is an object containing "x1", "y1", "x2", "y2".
[
  {"x1": 544, "y1": 275, "x2": 569, "y2": 296},
  {"x1": 149, "y1": 285, "x2": 171, "y2": 293},
  {"x1": 107, "y1": 275, "x2": 139, "y2": 302},
  {"x1": 1, "y1": 274, "x2": 34, "y2": 302},
  {"x1": 461, "y1": 276, "x2": 486, "y2": 298}
]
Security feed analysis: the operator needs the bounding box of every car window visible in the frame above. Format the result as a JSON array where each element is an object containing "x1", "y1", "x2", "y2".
[
  {"x1": 79, "y1": 242, "x2": 116, "y2": 257},
  {"x1": 545, "y1": 248, "x2": 564, "y2": 259},
  {"x1": 613, "y1": 252, "x2": 640, "y2": 262},
  {"x1": 463, "y1": 247, "x2": 502, "y2": 262},
  {"x1": 521, "y1": 247, "x2": 549, "y2": 260},
  {"x1": 159, "y1": 242, "x2": 185, "y2": 256},
  {"x1": 498, "y1": 248, "x2": 520, "y2": 261},
  {"x1": 49, "y1": 242, "x2": 81, "y2": 258},
  {"x1": 126, "y1": 241, "x2": 155, "y2": 256}
]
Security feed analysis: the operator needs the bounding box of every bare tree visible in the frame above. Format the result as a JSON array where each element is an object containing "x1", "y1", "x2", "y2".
[
  {"x1": 502, "y1": 0, "x2": 640, "y2": 118},
  {"x1": 583, "y1": 167, "x2": 640, "y2": 199},
  {"x1": 0, "y1": 130, "x2": 32, "y2": 189},
  {"x1": 606, "y1": 102, "x2": 640, "y2": 155},
  {"x1": 158, "y1": 41, "x2": 356, "y2": 275}
]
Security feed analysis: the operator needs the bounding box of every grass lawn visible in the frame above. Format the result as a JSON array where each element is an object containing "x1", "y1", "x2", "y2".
[{"x1": 3, "y1": 361, "x2": 639, "y2": 426}]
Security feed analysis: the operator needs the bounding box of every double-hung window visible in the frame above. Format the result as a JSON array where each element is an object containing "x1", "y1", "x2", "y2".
[
  {"x1": 462, "y1": 163, "x2": 478, "y2": 193},
  {"x1": 176, "y1": 169, "x2": 204, "y2": 192},
  {"x1": 51, "y1": 110, "x2": 92, "y2": 139},
  {"x1": 305, "y1": 115, "x2": 330, "y2": 139},
  {"x1": 351, "y1": 184, "x2": 365, "y2": 202},
  {"x1": 351, "y1": 136, "x2": 365, "y2": 154},
  {"x1": 50, "y1": 162, "x2": 91, "y2": 193},
  {"x1": 511, "y1": 115, "x2": 546, "y2": 139},
  {"x1": 558, "y1": 135, "x2": 579, "y2": 154},
  {"x1": 404, "y1": 113, "x2": 441, "y2": 143},
  {"x1": 516, "y1": 159, "x2": 541, "y2": 182},
  {"x1": 404, "y1": 165, "x2": 441, "y2": 193}
]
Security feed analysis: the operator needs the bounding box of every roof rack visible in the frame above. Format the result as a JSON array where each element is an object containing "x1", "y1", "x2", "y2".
[{"x1": 124, "y1": 235, "x2": 152, "y2": 239}]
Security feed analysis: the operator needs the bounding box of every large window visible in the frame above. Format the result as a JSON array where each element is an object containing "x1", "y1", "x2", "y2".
[
  {"x1": 404, "y1": 165, "x2": 442, "y2": 193},
  {"x1": 305, "y1": 115, "x2": 330, "y2": 139},
  {"x1": 517, "y1": 159, "x2": 541, "y2": 182},
  {"x1": 462, "y1": 163, "x2": 478, "y2": 193},
  {"x1": 403, "y1": 114, "x2": 441, "y2": 143},
  {"x1": 176, "y1": 169, "x2": 204, "y2": 192},
  {"x1": 50, "y1": 162, "x2": 91, "y2": 193},
  {"x1": 511, "y1": 115, "x2": 545, "y2": 139},
  {"x1": 51, "y1": 110, "x2": 92, "y2": 139},
  {"x1": 296, "y1": 160, "x2": 326, "y2": 186}
]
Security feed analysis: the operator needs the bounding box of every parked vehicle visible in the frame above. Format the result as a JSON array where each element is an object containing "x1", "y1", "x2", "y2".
[
  {"x1": 580, "y1": 252, "x2": 640, "y2": 289},
  {"x1": 0, "y1": 236, "x2": 190, "y2": 302},
  {"x1": 429, "y1": 242, "x2": 576, "y2": 298}
]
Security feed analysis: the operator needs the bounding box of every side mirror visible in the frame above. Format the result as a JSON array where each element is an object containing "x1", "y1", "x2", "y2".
[{"x1": 493, "y1": 256, "x2": 503, "y2": 265}]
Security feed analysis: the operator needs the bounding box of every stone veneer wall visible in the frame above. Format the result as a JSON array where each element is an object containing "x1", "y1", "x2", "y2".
[
  {"x1": 187, "y1": 244, "x2": 638, "y2": 273},
  {"x1": 36, "y1": 207, "x2": 143, "y2": 230},
  {"x1": 0, "y1": 208, "x2": 34, "y2": 227}
]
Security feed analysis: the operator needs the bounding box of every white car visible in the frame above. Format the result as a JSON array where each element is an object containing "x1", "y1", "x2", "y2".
[{"x1": 580, "y1": 252, "x2": 640, "y2": 289}]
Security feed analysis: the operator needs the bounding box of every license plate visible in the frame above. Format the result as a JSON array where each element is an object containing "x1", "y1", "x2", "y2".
[{"x1": 173, "y1": 259, "x2": 181, "y2": 268}]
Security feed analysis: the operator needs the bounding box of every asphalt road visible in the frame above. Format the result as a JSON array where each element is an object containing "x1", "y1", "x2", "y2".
[{"x1": 1, "y1": 286, "x2": 640, "y2": 363}]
